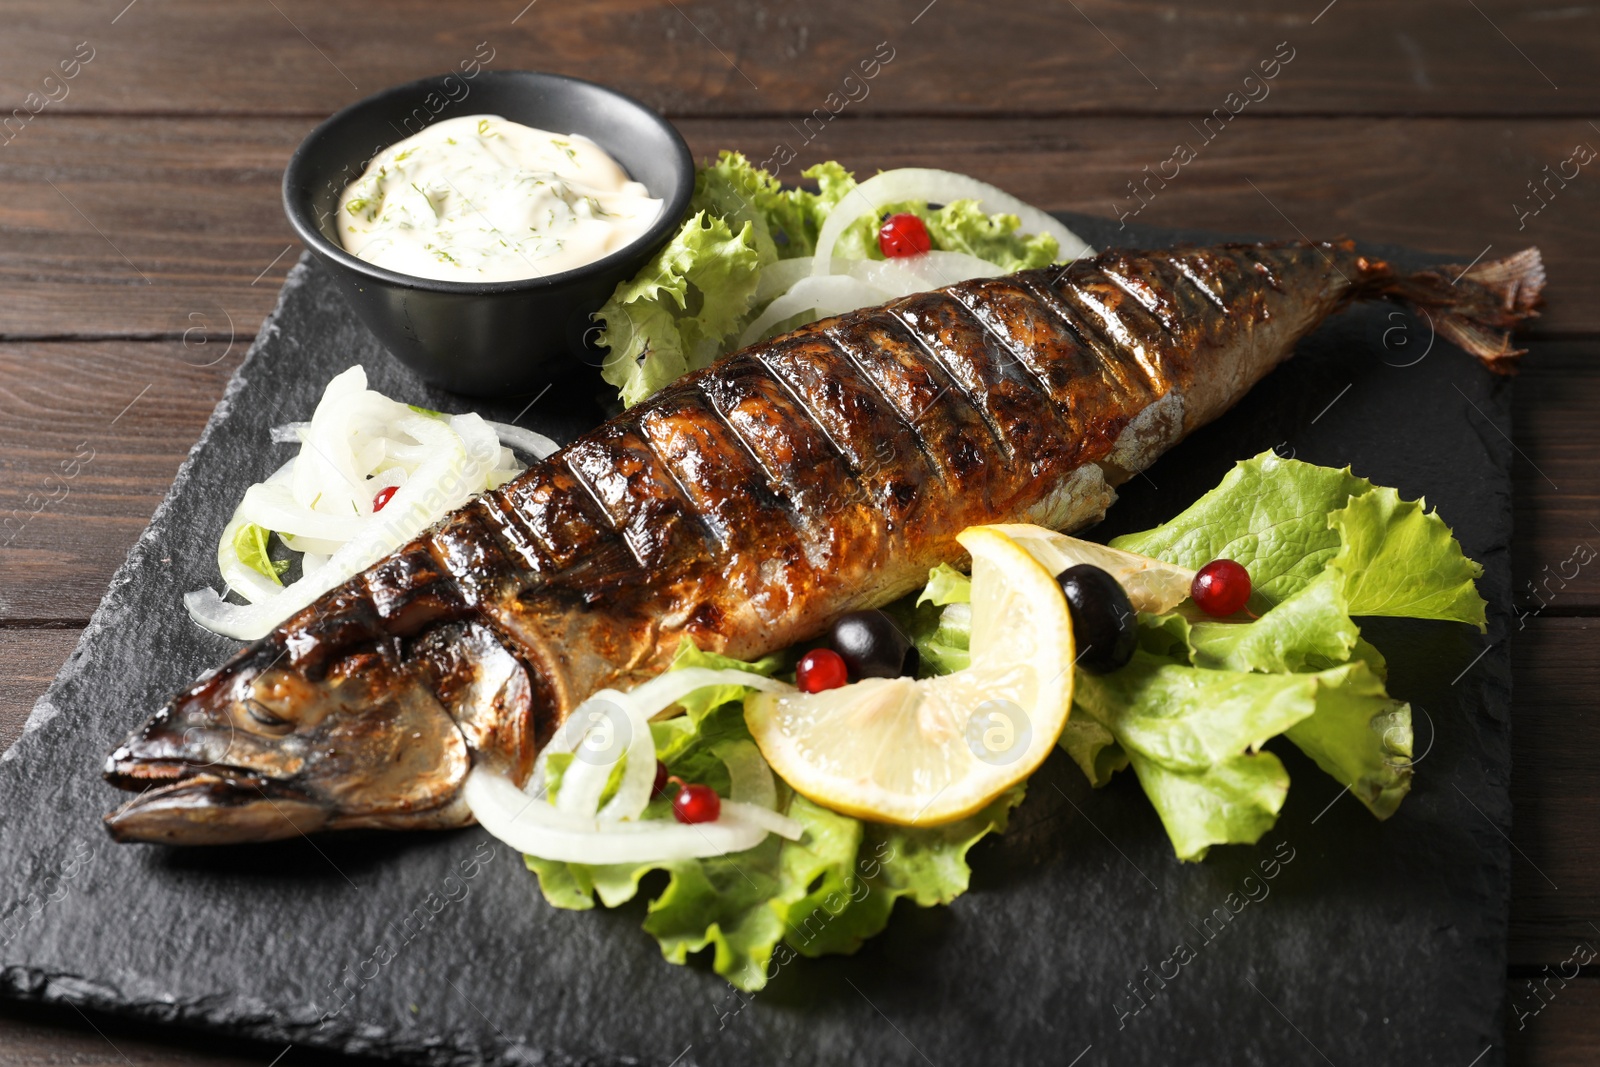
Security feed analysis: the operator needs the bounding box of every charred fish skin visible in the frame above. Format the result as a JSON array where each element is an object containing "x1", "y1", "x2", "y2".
[{"x1": 103, "y1": 239, "x2": 1545, "y2": 844}]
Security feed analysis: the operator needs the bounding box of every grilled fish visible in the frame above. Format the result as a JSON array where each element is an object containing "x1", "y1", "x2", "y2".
[{"x1": 103, "y1": 240, "x2": 1545, "y2": 844}]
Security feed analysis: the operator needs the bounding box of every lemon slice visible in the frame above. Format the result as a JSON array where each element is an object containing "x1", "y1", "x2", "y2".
[
  {"x1": 745, "y1": 527, "x2": 1074, "y2": 826},
  {"x1": 985, "y1": 523, "x2": 1195, "y2": 614}
]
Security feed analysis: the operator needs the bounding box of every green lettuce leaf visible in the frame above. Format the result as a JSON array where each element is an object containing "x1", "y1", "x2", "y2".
[
  {"x1": 1327, "y1": 486, "x2": 1487, "y2": 631},
  {"x1": 666, "y1": 636, "x2": 785, "y2": 724},
  {"x1": 1069, "y1": 651, "x2": 1418, "y2": 859},
  {"x1": 897, "y1": 563, "x2": 974, "y2": 676},
  {"x1": 917, "y1": 562, "x2": 972, "y2": 607},
  {"x1": 1057, "y1": 716, "x2": 1128, "y2": 787},
  {"x1": 1185, "y1": 571, "x2": 1360, "y2": 673},
  {"x1": 1111, "y1": 452, "x2": 1375, "y2": 604},
  {"x1": 1068, "y1": 653, "x2": 1321, "y2": 860},
  {"x1": 1111, "y1": 452, "x2": 1486, "y2": 631},
  {"x1": 1127, "y1": 749, "x2": 1291, "y2": 862},
  {"x1": 1283, "y1": 660, "x2": 1413, "y2": 819},
  {"x1": 781, "y1": 787, "x2": 1024, "y2": 959},
  {"x1": 828, "y1": 194, "x2": 1060, "y2": 270},
  {"x1": 597, "y1": 210, "x2": 764, "y2": 407},
  {"x1": 1072, "y1": 652, "x2": 1321, "y2": 774},
  {"x1": 918, "y1": 604, "x2": 973, "y2": 677},
  {"x1": 925, "y1": 199, "x2": 1061, "y2": 272},
  {"x1": 232, "y1": 523, "x2": 289, "y2": 585}
]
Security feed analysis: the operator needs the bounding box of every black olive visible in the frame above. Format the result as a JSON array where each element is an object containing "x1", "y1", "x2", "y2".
[
  {"x1": 1057, "y1": 564, "x2": 1138, "y2": 675},
  {"x1": 830, "y1": 610, "x2": 916, "y2": 680}
]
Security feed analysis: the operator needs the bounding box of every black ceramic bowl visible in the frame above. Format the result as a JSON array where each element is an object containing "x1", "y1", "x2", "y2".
[{"x1": 283, "y1": 71, "x2": 694, "y2": 396}]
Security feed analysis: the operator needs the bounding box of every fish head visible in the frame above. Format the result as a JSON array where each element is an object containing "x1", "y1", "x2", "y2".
[{"x1": 103, "y1": 619, "x2": 536, "y2": 845}]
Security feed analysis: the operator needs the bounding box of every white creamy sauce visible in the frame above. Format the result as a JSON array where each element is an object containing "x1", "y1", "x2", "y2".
[{"x1": 337, "y1": 115, "x2": 662, "y2": 283}]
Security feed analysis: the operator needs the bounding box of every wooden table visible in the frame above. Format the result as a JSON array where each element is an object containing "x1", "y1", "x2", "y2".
[{"x1": 0, "y1": 2, "x2": 1595, "y2": 1062}]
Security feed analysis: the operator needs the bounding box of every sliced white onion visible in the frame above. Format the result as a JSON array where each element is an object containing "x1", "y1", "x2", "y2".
[
  {"x1": 717, "y1": 739, "x2": 778, "y2": 810},
  {"x1": 482, "y1": 420, "x2": 561, "y2": 461},
  {"x1": 716, "y1": 739, "x2": 802, "y2": 839},
  {"x1": 187, "y1": 368, "x2": 555, "y2": 640},
  {"x1": 185, "y1": 371, "x2": 503, "y2": 640},
  {"x1": 811, "y1": 168, "x2": 1093, "y2": 277},
  {"x1": 625, "y1": 666, "x2": 794, "y2": 722},
  {"x1": 529, "y1": 668, "x2": 792, "y2": 816},
  {"x1": 737, "y1": 275, "x2": 893, "y2": 348},
  {"x1": 278, "y1": 533, "x2": 344, "y2": 557},
  {"x1": 722, "y1": 800, "x2": 804, "y2": 842},
  {"x1": 236, "y1": 481, "x2": 367, "y2": 542},
  {"x1": 754, "y1": 257, "x2": 826, "y2": 304},
  {"x1": 845, "y1": 250, "x2": 1007, "y2": 298},
  {"x1": 465, "y1": 768, "x2": 770, "y2": 864},
  {"x1": 474, "y1": 668, "x2": 806, "y2": 862},
  {"x1": 552, "y1": 750, "x2": 613, "y2": 819},
  {"x1": 595, "y1": 690, "x2": 656, "y2": 823},
  {"x1": 526, "y1": 688, "x2": 633, "y2": 800}
]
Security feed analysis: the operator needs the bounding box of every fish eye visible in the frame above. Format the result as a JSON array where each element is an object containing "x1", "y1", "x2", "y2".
[{"x1": 243, "y1": 701, "x2": 293, "y2": 732}]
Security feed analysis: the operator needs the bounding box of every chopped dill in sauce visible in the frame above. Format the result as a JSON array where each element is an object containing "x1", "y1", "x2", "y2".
[{"x1": 336, "y1": 114, "x2": 660, "y2": 282}]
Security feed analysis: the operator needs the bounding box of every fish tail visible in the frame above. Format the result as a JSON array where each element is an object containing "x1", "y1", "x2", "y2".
[{"x1": 1359, "y1": 247, "x2": 1546, "y2": 375}]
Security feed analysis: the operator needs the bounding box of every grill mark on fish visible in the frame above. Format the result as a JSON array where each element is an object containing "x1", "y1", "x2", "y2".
[
  {"x1": 1017, "y1": 272, "x2": 1162, "y2": 419},
  {"x1": 1170, "y1": 253, "x2": 1231, "y2": 311},
  {"x1": 691, "y1": 377, "x2": 793, "y2": 495},
  {"x1": 744, "y1": 344, "x2": 858, "y2": 478},
  {"x1": 887, "y1": 299, "x2": 1014, "y2": 462},
  {"x1": 696, "y1": 355, "x2": 881, "y2": 573},
  {"x1": 1098, "y1": 253, "x2": 1184, "y2": 335},
  {"x1": 1241, "y1": 245, "x2": 1288, "y2": 291},
  {"x1": 639, "y1": 387, "x2": 803, "y2": 556},
  {"x1": 427, "y1": 501, "x2": 522, "y2": 607},
  {"x1": 473, "y1": 492, "x2": 548, "y2": 576},
  {"x1": 755, "y1": 331, "x2": 934, "y2": 538},
  {"x1": 562, "y1": 422, "x2": 716, "y2": 572},
  {"x1": 825, "y1": 313, "x2": 995, "y2": 498},
  {"x1": 890, "y1": 291, "x2": 1065, "y2": 474},
  {"x1": 495, "y1": 464, "x2": 614, "y2": 572},
  {"x1": 1104, "y1": 252, "x2": 1230, "y2": 340},
  {"x1": 1050, "y1": 267, "x2": 1170, "y2": 388},
  {"x1": 823, "y1": 319, "x2": 952, "y2": 490},
  {"x1": 685, "y1": 380, "x2": 828, "y2": 615},
  {"x1": 634, "y1": 389, "x2": 818, "y2": 634},
  {"x1": 941, "y1": 284, "x2": 1065, "y2": 412},
  {"x1": 959, "y1": 275, "x2": 1152, "y2": 464}
]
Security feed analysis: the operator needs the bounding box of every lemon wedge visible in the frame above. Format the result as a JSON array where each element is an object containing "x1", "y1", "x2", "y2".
[
  {"x1": 745, "y1": 527, "x2": 1074, "y2": 826},
  {"x1": 984, "y1": 523, "x2": 1195, "y2": 614}
]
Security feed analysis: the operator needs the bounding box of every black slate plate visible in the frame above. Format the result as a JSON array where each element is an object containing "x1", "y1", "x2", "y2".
[{"x1": 0, "y1": 214, "x2": 1514, "y2": 1066}]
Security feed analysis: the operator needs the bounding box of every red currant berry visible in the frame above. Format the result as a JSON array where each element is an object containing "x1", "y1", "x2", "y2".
[
  {"x1": 1191, "y1": 559, "x2": 1252, "y2": 617},
  {"x1": 672, "y1": 783, "x2": 721, "y2": 824},
  {"x1": 373, "y1": 485, "x2": 398, "y2": 512},
  {"x1": 652, "y1": 760, "x2": 669, "y2": 798},
  {"x1": 877, "y1": 213, "x2": 932, "y2": 258},
  {"x1": 797, "y1": 648, "x2": 849, "y2": 693}
]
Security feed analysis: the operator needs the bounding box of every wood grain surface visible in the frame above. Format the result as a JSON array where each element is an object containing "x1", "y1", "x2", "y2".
[
  {"x1": 1, "y1": 0, "x2": 1594, "y2": 117},
  {"x1": 2, "y1": 117, "x2": 1596, "y2": 338},
  {"x1": 0, "y1": 0, "x2": 1594, "y2": 1063}
]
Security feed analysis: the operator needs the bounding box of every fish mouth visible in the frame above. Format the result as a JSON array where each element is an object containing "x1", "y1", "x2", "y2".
[
  {"x1": 103, "y1": 770, "x2": 331, "y2": 845},
  {"x1": 103, "y1": 735, "x2": 330, "y2": 845}
]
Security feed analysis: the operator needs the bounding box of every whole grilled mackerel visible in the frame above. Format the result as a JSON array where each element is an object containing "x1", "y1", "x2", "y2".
[{"x1": 103, "y1": 239, "x2": 1545, "y2": 844}]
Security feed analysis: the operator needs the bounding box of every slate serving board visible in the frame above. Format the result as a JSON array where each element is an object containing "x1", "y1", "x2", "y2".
[{"x1": 0, "y1": 214, "x2": 1514, "y2": 1066}]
